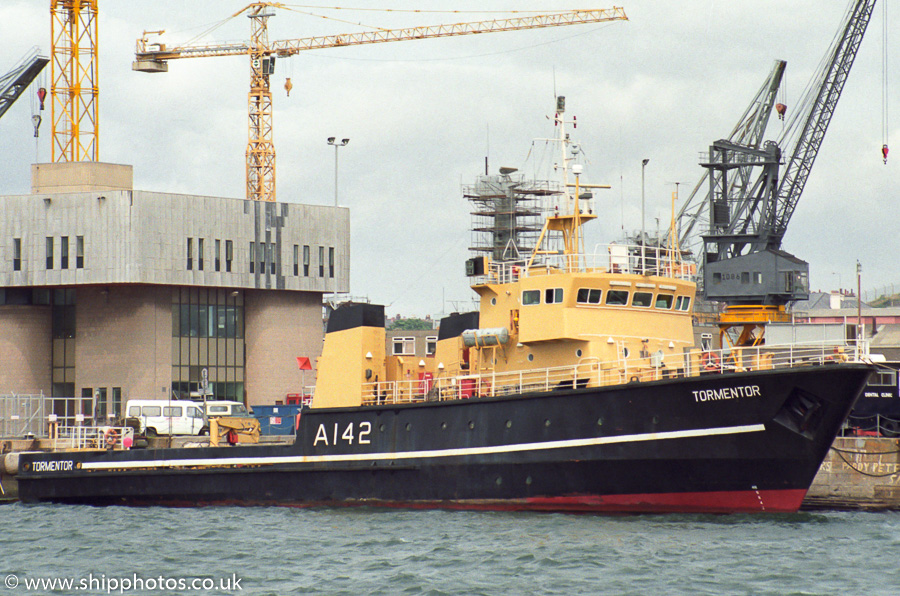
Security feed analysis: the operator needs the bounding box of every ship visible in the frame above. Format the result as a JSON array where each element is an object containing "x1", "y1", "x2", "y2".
[{"x1": 17, "y1": 98, "x2": 873, "y2": 513}]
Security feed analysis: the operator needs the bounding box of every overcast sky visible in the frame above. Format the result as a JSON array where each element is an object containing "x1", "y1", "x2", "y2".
[{"x1": 1, "y1": 1, "x2": 896, "y2": 317}]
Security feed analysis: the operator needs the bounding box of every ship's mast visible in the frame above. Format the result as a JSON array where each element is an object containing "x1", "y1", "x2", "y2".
[{"x1": 527, "y1": 96, "x2": 605, "y2": 272}]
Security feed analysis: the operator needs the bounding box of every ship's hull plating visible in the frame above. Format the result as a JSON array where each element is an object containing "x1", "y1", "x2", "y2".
[{"x1": 17, "y1": 364, "x2": 872, "y2": 513}]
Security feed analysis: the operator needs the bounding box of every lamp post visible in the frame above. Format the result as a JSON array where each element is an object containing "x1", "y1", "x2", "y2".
[
  {"x1": 641, "y1": 158, "x2": 649, "y2": 273},
  {"x1": 327, "y1": 137, "x2": 349, "y2": 206}
]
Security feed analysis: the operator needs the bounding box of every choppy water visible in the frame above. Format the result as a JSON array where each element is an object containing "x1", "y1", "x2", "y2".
[{"x1": 2, "y1": 504, "x2": 899, "y2": 595}]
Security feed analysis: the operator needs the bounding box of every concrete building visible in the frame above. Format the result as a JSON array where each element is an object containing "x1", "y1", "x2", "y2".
[{"x1": 0, "y1": 162, "x2": 349, "y2": 414}]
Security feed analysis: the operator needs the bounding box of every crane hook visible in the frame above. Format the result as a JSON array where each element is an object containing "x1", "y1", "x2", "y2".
[
  {"x1": 883, "y1": 144, "x2": 889, "y2": 165},
  {"x1": 284, "y1": 77, "x2": 293, "y2": 97}
]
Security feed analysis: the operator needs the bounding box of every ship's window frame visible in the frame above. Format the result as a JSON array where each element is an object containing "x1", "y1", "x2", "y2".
[
  {"x1": 576, "y1": 288, "x2": 602, "y2": 305},
  {"x1": 522, "y1": 290, "x2": 541, "y2": 306},
  {"x1": 606, "y1": 290, "x2": 629, "y2": 306},
  {"x1": 632, "y1": 292, "x2": 653, "y2": 308},
  {"x1": 655, "y1": 294, "x2": 674, "y2": 309},
  {"x1": 675, "y1": 296, "x2": 692, "y2": 311},
  {"x1": 545, "y1": 288, "x2": 564, "y2": 304},
  {"x1": 392, "y1": 336, "x2": 415, "y2": 356}
]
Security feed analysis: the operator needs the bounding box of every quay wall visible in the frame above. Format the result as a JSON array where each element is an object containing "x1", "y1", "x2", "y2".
[{"x1": 804, "y1": 437, "x2": 900, "y2": 510}]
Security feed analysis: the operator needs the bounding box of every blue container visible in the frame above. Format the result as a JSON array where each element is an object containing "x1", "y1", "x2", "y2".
[{"x1": 252, "y1": 405, "x2": 304, "y2": 435}]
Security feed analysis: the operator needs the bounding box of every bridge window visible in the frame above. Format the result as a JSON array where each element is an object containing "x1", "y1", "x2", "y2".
[
  {"x1": 545, "y1": 288, "x2": 564, "y2": 304},
  {"x1": 522, "y1": 290, "x2": 541, "y2": 305},
  {"x1": 606, "y1": 290, "x2": 629, "y2": 306},
  {"x1": 577, "y1": 288, "x2": 602, "y2": 304},
  {"x1": 675, "y1": 296, "x2": 692, "y2": 311},
  {"x1": 632, "y1": 292, "x2": 653, "y2": 307},
  {"x1": 655, "y1": 294, "x2": 674, "y2": 309}
]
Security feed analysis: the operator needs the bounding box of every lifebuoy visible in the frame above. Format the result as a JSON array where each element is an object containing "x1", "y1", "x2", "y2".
[
  {"x1": 104, "y1": 428, "x2": 119, "y2": 449},
  {"x1": 701, "y1": 352, "x2": 721, "y2": 371}
]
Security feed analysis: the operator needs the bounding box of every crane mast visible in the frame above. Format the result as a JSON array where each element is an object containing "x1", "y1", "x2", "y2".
[
  {"x1": 133, "y1": 5, "x2": 629, "y2": 202},
  {"x1": 696, "y1": 0, "x2": 877, "y2": 347}
]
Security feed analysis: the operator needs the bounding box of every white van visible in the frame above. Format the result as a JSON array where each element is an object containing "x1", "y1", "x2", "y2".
[
  {"x1": 204, "y1": 400, "x2": 251, "y2": 418},
  {"x1": 125, "y1": 399, "x2": 208, "y2": 437}
]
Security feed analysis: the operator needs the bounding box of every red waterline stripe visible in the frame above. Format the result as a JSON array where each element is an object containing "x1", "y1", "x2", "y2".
[{"x1": 122, "y1": 489, "x2": 808, "y2": 514}]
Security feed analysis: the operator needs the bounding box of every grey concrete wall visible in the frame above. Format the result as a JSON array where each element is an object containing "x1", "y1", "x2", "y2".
[{"x1": 0, "y1": 190, "x2": 350, "y2": 293}]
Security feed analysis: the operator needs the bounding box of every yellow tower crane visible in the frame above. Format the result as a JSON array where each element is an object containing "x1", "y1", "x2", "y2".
[
  {"x1": 50, "y1": 0, "x2": 99, "y2": 162},
  {"x1": 133, "y1": 4, "x2": 628, "y2": 202}
]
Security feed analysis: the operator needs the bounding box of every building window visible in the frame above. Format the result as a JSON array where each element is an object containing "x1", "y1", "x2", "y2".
[
  {"x1": 215, "y1": 239, "x2": 221, "y2": 272},
  {"x1": 293, "y1": 245, "x2": 299, "y2": 276},
  {"x1": 392, "y1": 337, "x2": 415, "y2": 356},
  {"x1": 76, "y1": 236, "x2": 84, "y2": 268},
  {"x1": 268, "y1": 243, "x2": 276, "y2": 274},
  {"x1": 426, "y1": 336, "x2": 438, "y2": 355},
  {"x1": 95, "y1": 387, "x2": 108, "y2": 420},
  {"x1": 329, "y1": 247, "x2": 335, "y2": 278},
  {"x1": 303, "y1": 245, "x2": 310, "y2": 276},
  {"x1": 187, "y1": 238, "x2": 193, "y2": 270},
  {"x1": 225, "y1": 240, "x2": 233, "y2": 272},
  {"x1": 249, "y1": 242, "x2": 255, "y2": 274},
  {"x1": 198, "y1": 238, "x2": 204, "y2": 271},
  {"x1": 13, "y1": 238, "x2": 21, "y2": 271},
  {"x1": 318, "y1": 246, "x2": 325, "y2": 277},
  {"x1": 112, "y1": 387, "x2": 122, "y2": 419},
  {"x1": 259, "y1": 242, "x2": 265, "y2": 274},
  {"x1": 46, "y1": 237, "x2": 54, "y2": 269},
  {"x1": 60, "y1": 236, "x2": 69, "y2": 269}
]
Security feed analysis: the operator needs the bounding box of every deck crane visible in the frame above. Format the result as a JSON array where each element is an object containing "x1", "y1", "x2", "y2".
[
  {"x1": 694, "y1": 0, "x2": 877, "y2": 348},
  {"x1": 132, "y1": 4, "x2": 629, "y2": 203}
]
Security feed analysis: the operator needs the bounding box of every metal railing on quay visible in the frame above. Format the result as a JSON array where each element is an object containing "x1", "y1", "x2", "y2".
[
  {"x1": 359, "y1": 340, "x2": 867, "y2": 407},
  {"x1": 841, "y1": 414, "x2": 900, "y2": 438}
]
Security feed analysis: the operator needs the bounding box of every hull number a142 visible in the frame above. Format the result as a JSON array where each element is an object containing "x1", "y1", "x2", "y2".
[{"x1": 313, "y1": 421, "x2": 372, "y2": 446}]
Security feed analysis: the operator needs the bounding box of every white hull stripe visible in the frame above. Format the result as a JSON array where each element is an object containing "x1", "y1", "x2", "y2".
[{"x1": 79, "y1": 423, "x2": 767, "y2": 472}]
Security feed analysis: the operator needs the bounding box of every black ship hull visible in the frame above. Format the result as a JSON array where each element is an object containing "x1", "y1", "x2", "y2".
[{"x1": 18, "y1": 364, "x2": 872, "y2": 513}]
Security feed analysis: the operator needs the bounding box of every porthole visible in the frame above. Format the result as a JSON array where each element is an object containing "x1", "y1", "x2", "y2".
[
  {"x1": 496, "y1": 477, "x2": 503, "y2": 486},
  {"x1": 652, "y1": 416, "x2": 659, "y2": 424},
  {"x1": 491, "y1": 297, "x2": 497, "y2": 305},
  {"x1": 544, "y1": 419, "x2": 551, "y2": 427},
  {"x1": 405, "y1": 423, "x2": 411, "y2": 431},
  {"x1": 468, "y1": 421, "x2": 475, "y2": 430},
  {"x1": 441, "y1": 422, "x2": 447, "y2": 430},
  {"x1": 379, "y1": 424, "x2": 386, "y2": 432},
  {"x1": 622, "y1": 347, "x2": 630, "y2": 358},
  {"x1": 596, "y1": 417, "x2": 603, "y2": 427},
  {"x1": 576, "y1": 349, "x2": 583, "y2": 358},
  {"x1": 525, "y1": 476, "x2": 533, "y2": 485},
  {"x1": 505, "y1": 420, "x2": 512, "y2": 429},
  {"x1": 527, "y1": 353, "x2": 534, "y2": 362}
]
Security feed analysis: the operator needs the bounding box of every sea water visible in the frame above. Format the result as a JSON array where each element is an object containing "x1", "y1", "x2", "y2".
[{"x1": 2, "y1": 504, "x2": 899, "y2": 595}]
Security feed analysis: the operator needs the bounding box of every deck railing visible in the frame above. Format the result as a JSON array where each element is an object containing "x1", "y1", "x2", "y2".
[
  {"x1": 473, "y1": 242, "x2": 696, "y2": 285},
  {"x1": 360, "y1": 340, "x2": 867, "y2": 406}
]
